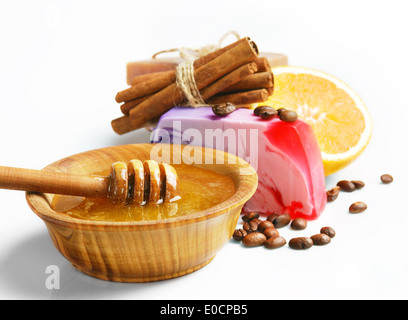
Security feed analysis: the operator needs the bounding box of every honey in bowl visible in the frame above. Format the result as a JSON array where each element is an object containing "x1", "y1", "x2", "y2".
[{"x1": 51, "y1": 164, "x2": 237, "y2": 222}]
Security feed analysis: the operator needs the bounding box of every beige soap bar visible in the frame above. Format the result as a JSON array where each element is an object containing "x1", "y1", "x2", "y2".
[{"x1": 126, "y1": 52, "x2": 288, "y2": 85}]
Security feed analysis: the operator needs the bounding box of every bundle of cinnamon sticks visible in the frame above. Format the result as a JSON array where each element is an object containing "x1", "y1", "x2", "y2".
[{"x1": 112, "y1": 37, "x2": 274, "y2": 135}]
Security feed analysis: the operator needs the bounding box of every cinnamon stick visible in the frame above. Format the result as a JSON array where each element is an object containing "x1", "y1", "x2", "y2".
[
  {"x1": 130, "y1": 53, "x2": 269, "y2": 87},
  {"x1": 207, "y1": 89, "x2": 270, "y2": 106},
  {"x1": 116, "y1": 37, "x2": 253, "y2": 103},
  {"x1": 254, "y1": 57, "x2": 271, "y2": 72},
  {"x1": 193, "y1": 37, "x2": 253, "y2": 69},
  {"x1": 198, "y1": 62, "x2": 258, "y2": 101},
  {"x1": 220, "y1": 71, "x2": 273, "y2": 94},
  {"x1": 131, "y1": 71, "x2": 171, "y2": 86},
  {"x1": 123, "y1": 63, "x2": 259, "y2": 116},
  {"x1": 120, "y1": 94, "x2": 152, "y2": 115},
  {"x1": 112, "y1": 38, "x2": 259, "y2": 135},
  {"x1": 116, "y1": 70, "x2": 176, "y2": 103},
  {"x1": 122, "y1": 62, "x2": 258, "y2": 116},
  {"x1": 126, "y1": 59, "x2": 180, "y2": 85}
]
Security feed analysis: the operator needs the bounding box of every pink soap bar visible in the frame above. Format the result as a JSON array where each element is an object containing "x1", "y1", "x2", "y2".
[{"x1": 151, "y1": 107, "x2": 326, "y2": 220}]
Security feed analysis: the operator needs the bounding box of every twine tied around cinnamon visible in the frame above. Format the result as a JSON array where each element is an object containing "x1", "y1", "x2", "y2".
[
  {"x1": 175, "y1": 60, "x2": 206, "y2": 106},
  {"x1": 153, "y1": 31, "x2": 241, "y2": 107}
]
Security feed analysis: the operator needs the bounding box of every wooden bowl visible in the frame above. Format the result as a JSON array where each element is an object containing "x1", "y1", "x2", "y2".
[{"x1": 26, "y1": 144, "x2": 258, "y2": 282}]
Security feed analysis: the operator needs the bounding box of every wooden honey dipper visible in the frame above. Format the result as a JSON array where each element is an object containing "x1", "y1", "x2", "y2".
[{"x1": 0, "y1": 160, "x2": 181, "y2": 205}]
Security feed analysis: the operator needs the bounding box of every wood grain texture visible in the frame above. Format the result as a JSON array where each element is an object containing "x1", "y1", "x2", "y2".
[
  {"x1": 0, "y1": 166, "x2": 108, "y2": 197},
  {"x1": 26, "y1": 144, "x2": 258, "y2": 282},
  {"x1": 0, "y1": 159, "x2": 180, "y2": 205}
]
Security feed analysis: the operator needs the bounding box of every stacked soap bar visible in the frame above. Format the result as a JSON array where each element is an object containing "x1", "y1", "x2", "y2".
[
  {"x1": 151, "y1": 107, "x2": 326, "y2": 220},
  {"x1": 126, "y1": 52, "x2": 288, "y2": 85}
]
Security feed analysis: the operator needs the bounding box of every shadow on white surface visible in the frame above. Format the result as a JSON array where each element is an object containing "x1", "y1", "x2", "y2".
[
  {"x1": 106, "y1": 127, "x2": 152, "y2": 148},
  {"x1": 0, "y1": 230, "x2": 167, "y2": 299}
]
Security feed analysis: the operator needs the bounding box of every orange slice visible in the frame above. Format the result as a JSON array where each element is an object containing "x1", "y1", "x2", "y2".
[{"x1": 266, "y1": 66, "x2": 372, "y2": 176}]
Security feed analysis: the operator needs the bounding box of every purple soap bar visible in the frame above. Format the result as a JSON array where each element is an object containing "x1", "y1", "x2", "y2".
[{"x1": 151, "y1": 107, "x2": 326, "y2": 220}]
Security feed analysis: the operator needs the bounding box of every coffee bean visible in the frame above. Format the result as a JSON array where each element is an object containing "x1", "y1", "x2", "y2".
[
  {"x1": 260, "y1": 107, "x2": 278, "y2": 120},
  {"x1": 258, "y1": 220, "x2": 274, "y2": 232},
  {"x1": 381, "y1": 174, "x2": 393, "y2": 184},
  {"x1": 273, "y1": 213, "x2": 291, "y2": 228},
  {"x1": 337, "y1": 180, "x2": 356, "y2": 192},
  {"x1": 289, "y1": 237, "x2": 313, "y2": 250},
  {"x1": 232, "y1": 229, "x2": 247, "y2": 241},
  {"x1": 263, "y1": 227, "x2": 279, "y2": 239},
  {"x1": 276, "y1": 108, "x2": 287, "y2": 117},
  {"x1": 253, "y1": 106, "x2": 263, "y2": 116},
  {"x1": 349, "y1": 201, "x2": 367, "y2": 213},
  {"x1": 243, "y1": 220, "x2": 258, "y2": 233},
  {"x1": 212, "y1": 102, "x2": 236, "y2": 116},
  {"x1": 327, "y1": 186, "x2": 341, "y2": 202},
  {"x1": 260, "y1": 110, "x2": 277, "y2": 120},
  {"x1": 242, "y1": 212, "x2": 259, "y2": 222},
  {"x1": 266, "y1": 213, "x2": 279, "y2": 223},
  {"x1": 254, "y1": 106, "x2": 277, "y2": 118},
  {"x1": 279, "y1": 110, "x2": 298, "y2": 123},
  {"x1": 311, "y1": 234, "x2": 331, "y2": 245},
  {"x1": 242, "y1": 232, "x2": 267, "y2": 247},
  {"x1": 320, "y1": 226, "x2": 336, "y2": 238},
  {"x1": 264, "y1": 236, "x2": 287, "y2": 249},
  {"x1": 251, "y1": 218, "x2": 263, "y2": 226},
  {"x1": 351, "y1": 180, "x2": 365, "y2": 189},
  {"x1": 291, "y1": 217, "x2": 307, "y2": 230}
]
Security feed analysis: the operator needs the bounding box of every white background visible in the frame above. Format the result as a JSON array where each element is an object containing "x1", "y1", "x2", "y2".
[{"x1": 0, "y1": 0, "x2": 407, "y2": 300}]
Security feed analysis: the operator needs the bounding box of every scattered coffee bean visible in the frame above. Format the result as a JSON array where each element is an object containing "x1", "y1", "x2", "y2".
[
  {"x1": 232, "y1": 229, "x2": 247, "y2": 241},
  {"x1": 289, "y1": 237, "x2": 313, "y2": 250},
  {"x1": 242, "y1": 232, "x2": 267, "y2": 247},
  {"x1": 263, "y1": 227, "x2": 279, "y2": 239},
  {"x1": 258, "y1": 220, "x2": 275, "y2": 232},
  {"x1": 351, "y1": 180, "x2": 365, "y2": 189},
  {"x1": 266, "y1": 213, "x2": 279, "y2": 223},
  {"x1": 273, "y1": 213, "x2": 291, "y2": 228},
  {"x1": 311, "y1": 233, "x2": 331, "y2": 246},
  {"x1": 260, "y1": 108, "x2": 278, "y2": 120},
  {"x1": 251, "y1": 218, "x2": 263, "y2": 226},
  {"x1": 337, "y1": 180, "x2": 356, "y2": 192},
  {"x1": 291, "y1": 217, "x2": 307, "y2": 230},
  {"x1": 349, "y1": 201, "x2": 367, "y2": 213},
  {"x1": 264, "y1": 236, "x2": 287, "y2": 249},
  {"x1": 320, "y1": 226, "x2": 336, "y2": 238},
  {"x1": 243, "y1": 220, "x2": 258, "y2": 233},
  {"x1": 276, "y1": 108, "x2": 287, "y2": 117},
  {"x1": 253, "y1": 106, "x2": 263, "y2": 116},
  {"x1": 279, "y1": 109, "x2": 298, "y2": 123},
  {"x1": 327, "y1": 186, "x2": 341, "y2": 202},
  {"x1": 254, "y1": 106, "x2": 277, "y2": 118},
  {"x1": 212, "y1": 102, "x2": 236, "y2": 116},
  {"x1": 242, "y1": 212, "x2": 259, "y2": 222},
  {"x1": 381, "y1": 174, "x2": 393, "y2": 184}
]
